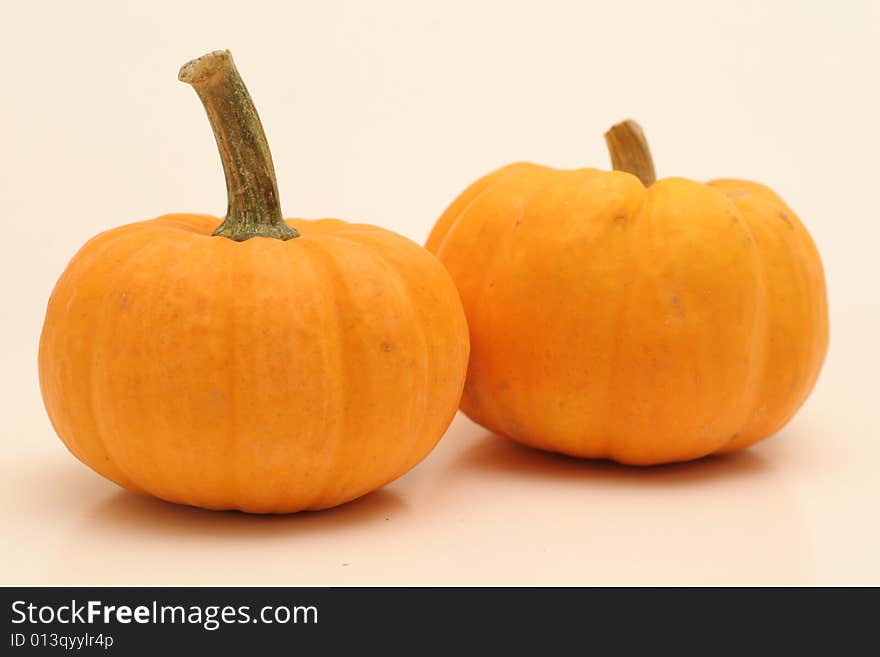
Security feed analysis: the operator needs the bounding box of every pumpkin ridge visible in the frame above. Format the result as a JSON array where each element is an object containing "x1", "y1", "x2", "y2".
[
  {"x1": 467, "y1": 167, "x2": 562, "y2": 441},
  {"x1": 129, "y1": 235, "x2": 219, "y2": 498},
  {"x1": 366, "y1": 244, "x2": 436, "y2": 478},
  {"x1": 315, "y1": 231, "x2": 436, "y2": 483},
  {"x1": 198, "y1": 239, "x2": 239, "y2": 510},
  {"x1": 272, "y1": 242, "x2": 332, "y2": 511},
  {"x1": 599, "y1": 178, "x2": 764, "y2": 463},
  {"x1": 186, "y1": 238, "x2": 245, "y2": 509},
  {"x1": 707, "y1": 185, "x2": 768, "y2": 454},
  {"x1": 39, "y1": 227, "x2": 138, "y2": 477},
  {"x1": 225, "y1": 243, "x2": 257, "y2": 508},
  {"x1": 601, "y1": 177, "x2": 650, "y2": 461},
  {"x1": 243, "y1": 241, "x2": 321, "y2": 511},
  {"x1": 66, "y1": 228, "x2": 170, "y2": 489},
  {"x1": 494, "y1": 169, "x2": 604, "y2": 453},
  {"x1": 284, "y1": 237, "x2": 356, "y2": 509},
  {"x1": 87, "y1": 232, "x2": 183, "y2": 494},
  {"x1": 712, "y1": 186, "x2": 828, "y2": 451}
]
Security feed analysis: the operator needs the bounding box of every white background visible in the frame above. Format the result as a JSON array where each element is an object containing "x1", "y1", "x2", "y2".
[{"x1": 1, "y1": 0, "x2": 878, "y2": 584}]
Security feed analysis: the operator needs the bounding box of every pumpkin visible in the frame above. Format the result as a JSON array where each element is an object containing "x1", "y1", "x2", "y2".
[
  {"x1": 39, "y1": 50, "x2": 469, "y2": 513},
  {"x1": 426, "y1": 120, "x2": 828, "y2": 465}
]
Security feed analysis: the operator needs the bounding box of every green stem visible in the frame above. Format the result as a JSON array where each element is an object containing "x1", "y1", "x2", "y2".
[
  {"x1": 604, "y1": 119, "x2": 656, "y2": 187},
  {"x1": 179, "y1": 50, "x2": 298, "y2": 241}
]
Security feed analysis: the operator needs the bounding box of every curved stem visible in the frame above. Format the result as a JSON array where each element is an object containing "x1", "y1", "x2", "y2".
[
  {"x1": 179, "y1": 50, "x2": 298, "y2": 241},
  {"x1": 604, "y1": 119, "x2": 656, "y2": 187}
]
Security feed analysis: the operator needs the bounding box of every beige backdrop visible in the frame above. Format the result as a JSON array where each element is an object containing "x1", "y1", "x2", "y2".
[{"x1": 1, "y1": 0, "x2": 878, "y2": 584}]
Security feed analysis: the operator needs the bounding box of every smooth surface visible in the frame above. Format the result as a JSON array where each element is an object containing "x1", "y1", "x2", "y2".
[{"x1": 1, "y1": 0, "x2": 879, "y2": 585}]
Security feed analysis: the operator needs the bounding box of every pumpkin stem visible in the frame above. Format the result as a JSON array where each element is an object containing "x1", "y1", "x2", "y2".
[
  {"x1": 179, "y1": 50, "x2": 299, "y2": 241},
  {"x1": 604, "y1": 119, "x2": 656, "y2": 187}
]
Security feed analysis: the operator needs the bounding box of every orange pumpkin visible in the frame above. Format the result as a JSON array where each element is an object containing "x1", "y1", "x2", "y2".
[
  {"x1": 427, "y1": 120, "x2": 828, "y2": 465},
  {"x1": 39, "y1": 50, "x2": 469, "y2": 513}
]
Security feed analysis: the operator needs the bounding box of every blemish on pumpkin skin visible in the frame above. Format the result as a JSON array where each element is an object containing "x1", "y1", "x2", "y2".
[
  {"x1": 381, "y1": 342, "x2": 393, "y2": 352},
  {"x1": 752, "y1": 404, "x2": 767, "y2": 422},
  {"x1": 120, "y1": 293, "x2": 128, "y2": 308},
  {"x1": 210, "y1": 388, "x2": 225, "y2": 408},
  {"x1": 777, "y1": 210, "x2": 794, "y2": 227},
  {"x1": 670, "y1": 295, "x2": 685, "y2": 318}
]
